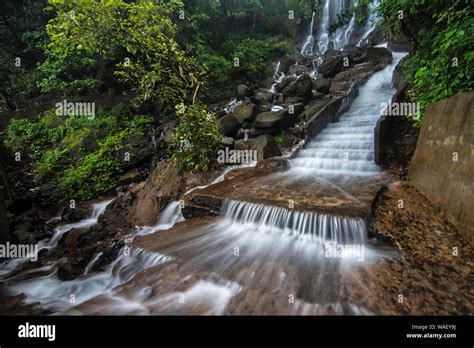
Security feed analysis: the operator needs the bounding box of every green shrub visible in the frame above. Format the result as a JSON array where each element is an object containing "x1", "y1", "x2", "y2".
[
  {"x1": 171, "y1": 102, "x2": 221, "y2": 172},
  {"x1": 231, "y1": 37, "x2": 292, "y2": 86},
  {"x1": 54, "y1": 130, "x2": 127, "y2": 201}
]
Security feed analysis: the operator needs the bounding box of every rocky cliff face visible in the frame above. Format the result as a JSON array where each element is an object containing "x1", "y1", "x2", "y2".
[{"x1": 409, "y1": 91, "x2": 474, "y2": 245}]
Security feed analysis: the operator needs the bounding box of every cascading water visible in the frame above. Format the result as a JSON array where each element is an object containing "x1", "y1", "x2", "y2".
[
  {"x1": 317, "y1": 0, "x2": 330, "y2": 53},
  {"x1": 0, "y1": 200, "x2": 112, "y2": 279},
  {"x1": 0, "y1": 48, "x2": 406, "y2": 315},
  {"x1": 358, "y1": 0, "x2": 381, "y2": 46},
  {"x1": 0, "y1": 199, "x2": 173, "y2": 312},
  {"x1": 290, "y1": 51, "x2": 406, "y2": 176},
  {"x1": 307, "y1": 0, "x2": 372, "y2": 54},
  {"x1": 222, "y1": 200, "x2": 366, "y2": 244},
  {"x1": 300, "y1": 11, "x2": 316, "y2": 56}
]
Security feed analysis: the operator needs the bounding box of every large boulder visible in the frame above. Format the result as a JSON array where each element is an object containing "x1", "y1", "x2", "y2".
[
  {"x1": 236, "y1": 84, "x2": 252, "y2": 99},
  {"x1": 282, "y1": 74, "x2": 313, "y2": 100},
  {"x1": 288, "y1": 64, "x2": 308, "y2": 75},
  {"x1": 409, "y1": 91, "x2": 474, "y2": 245},
  {"x1": 120, "y1": 134, "x2": 154, "y2": 170},
  {"x1": 392, "y1": 56, "x2": 408, "y2": 91},
  {"x1": 329, "y1": 80, "x2": 353, "y2": 95},
  {"x1": 253, "y1": 89, "x2": 273, "y2": 105},
  {"x1": 253, "y1": 104, "x2": 303, "y2": 133},
  {"x1": 318, "y1": 52, "x2": 346, "y2": 78},
  {"x1": 333, "y1": 64, "x2": 376, "y2": 82},
  {"x1": 342, "y1": 45, "x2": 365, "y2": 62},
  {"x1": 312, "y1": 77, "x2": 332, "y2": 94},
  {"x1": 279, "y1": 54, "x2": 296, "y2": 74},
  {"x1": 235, "y1": 135, "x2": 281, "y2": 160},
  {"x1": 274, "y1": 75, "x2": 296, "y2": 93},
  {"x1": 217, "y1": 112, "x2": 241, "y2": 137},
  {"x1": 126, "y1": 160, "x2": 186, "y2": 226},
  {"x1": 366, "y1": 47, "x2": 392, "y2": 66},
  {"x1": 233, "y1": 101, "x2": 255, "y2": 123}
]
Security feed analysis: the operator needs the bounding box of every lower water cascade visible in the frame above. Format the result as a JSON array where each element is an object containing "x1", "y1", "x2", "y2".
[{"x1": 0, "y1": 51, "x2": 405, "y2": 315}]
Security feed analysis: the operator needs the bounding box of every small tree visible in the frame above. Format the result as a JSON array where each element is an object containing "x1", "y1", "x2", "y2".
[
  {"x1": 40, "y1": 0, "x2": 205, "y2": 105},
  {"x1": 171, "y1": 102, "x2": 221, "y2": 172}
]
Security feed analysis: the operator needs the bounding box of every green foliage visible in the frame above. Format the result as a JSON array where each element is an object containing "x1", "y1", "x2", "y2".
[
  {"x1": 231, "y1": 37, "x2": 292, "y2": 85},
  {"x1": 0, "y1": 0, "x2": 50, "y2": 111},
  {"x1": 4, "y1": 107, "x2": 152, "y2": 202},
  {"x1": 55, "y1": 131, "x2": 127, "y2": 201},
  {"x1": 36, "y1": 148, "x2": 69, "y2": 182},
  {"x1": 3, "y1": 117, "x2": 64, "y2": 155},
  {"x1": 171, "y1": 102, "x2": 221, "y2": 172},
  {"x1": 196, "y1": 45, "x2": 234, "y2": 100},
  {"x1": 39, "y1": 0, "x2": 204, "y2": 105},
  {"x1": 176, "y1": 0, "x2": 302, "y2": 99},
  {"x1": 378, "y1": 0, "x2": 474, "y2": 122}
]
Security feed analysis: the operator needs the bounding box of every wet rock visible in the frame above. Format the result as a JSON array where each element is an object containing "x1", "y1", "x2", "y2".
[
  {"x1": 255, "y1": 158, "x2": 289, "y2": 171},
  {"x1": 374, "y1": 115, "x2": 419, "y2": 173},
  {"x1": 333, "y1": 64, "x2": 375, "y2": 82},
  {"x1": 233, "y1": 101, "x2": 255, "y2": 123},
  {"x1": 61, "y1": 206, "x2": 90, "y2": 222},
  {"x1": 311, "y1": 91, "x2": 325, "y2": 100},
  {"x1": 318, "y1": 52, "x2": 346, "y2": 78},
  {"x1": 252, "y1": 89, "x2": 273, "y2": 105},
  {"x1": 217, "y1": 112, "x2": 241, "y2": 138},
  {"x1": 119, "y1": 168, "x2": 140, "y2": 184},
  {"x1": 90, "y1": 241, "x2": 125, "y2": 272},
  {"x1": 366, "y1": 47, "x2": 392, "y2": 66},
  {"x1": 392, "y1": 56, "x2": 408, "y2": 91},
  {"x1": 279, "y1": 54, "x2": 296, "y2": 74},
  {"x1": 342, "y1": 45, "x2": 365, "y2": 62},
  {"x1": 253, "y1": 106, "x2": 301, "y2": 134},
  {"x1": 57, "y1": 257, "x2": 88, "y2": 281},
  {"x1": 288, "y1": 64, "x2": 308, "y2": 75},
  {"x1": 126, "y1": 160, "x2": 186, "y2": 226},
  {"x1": 274, "y1": 76, "x2": 296, "y2": 93},
  {"x1": 312, "y1": 77, "x2": 332, "y2": 94},
  {"x1": 235, "y1": 135, "x2": 281, "y2": 160},
  {"x1": 236, "y1": 84, "x2": 252, "y2": 99},
  {"x1": 329, "y1": 80, "x2": 352, "y2": 95},
  {"x1": 282, "y1": 74, "x2": 313, "y2": 102},
  {"x1": 220, "y1": 137, "x2": 235, "y2": 147},
  {"x1": 284, "y1": 96, "x2": 307, "y2": 104},
  {"x1": 301, "y1": 99, "x2": 332, "y2": 122}
]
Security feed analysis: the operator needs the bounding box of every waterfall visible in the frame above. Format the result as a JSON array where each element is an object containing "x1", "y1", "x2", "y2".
[
  {"x1": 0, "y1": 199, "x2": 113, "y2": 279},
  {"x1": 134, "y1": 200, "x2": 185, "y2": 238},
  {"x1": 290, "y1": 52, "x2": 407, "y2": 176},
  {"x1": 269, "y1": 61, "x2": 285, "y2": 93},
  {"x1": 358, "y1": 0, "x2": 381, "y2": 46},
  {"x1": 4, "y1": 248, "x2": 169, "y2": 313},
  {"x1": 224, "y1": 98, "x2": 242, "y2": 113},
  {"x1": 315, "y1": 0, "x2": 366, "y2": 54},
  {"x1": 300, "y1": 11, "x2": 316, "y2": 56},
  {"x1": 316, "y1": 0, "x2": 330, "y2": 54},
  {"x1": 222, "y1": 200, "x2": 366, "y2": 244}
]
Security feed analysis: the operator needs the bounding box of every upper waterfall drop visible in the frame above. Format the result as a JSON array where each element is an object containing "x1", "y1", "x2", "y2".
[
  {"x1": 301, "y1": 0, "x2": 379, "y2": 56},
  {"x1": 300, "y1": 11, "x2": 316, "y2": 56}
]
